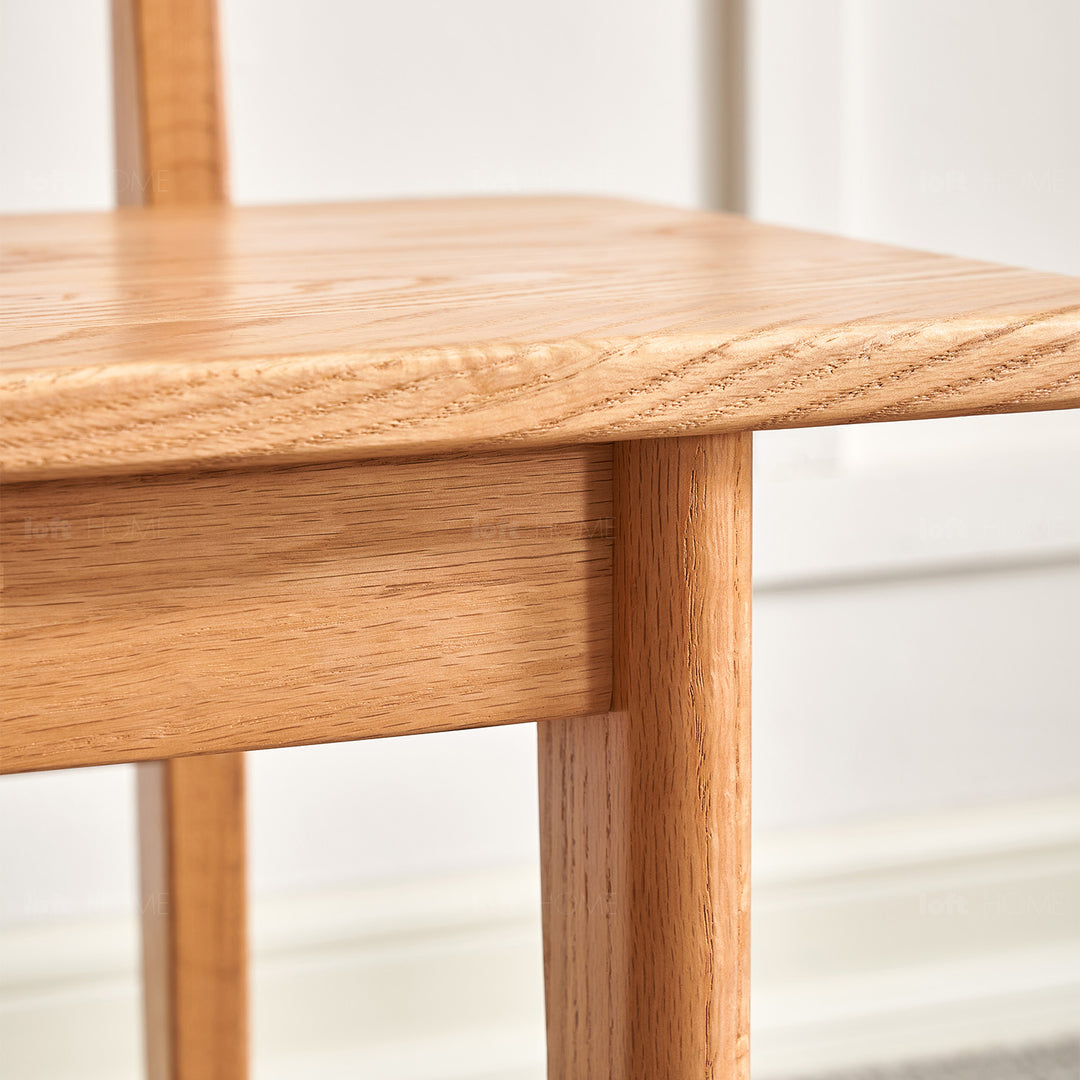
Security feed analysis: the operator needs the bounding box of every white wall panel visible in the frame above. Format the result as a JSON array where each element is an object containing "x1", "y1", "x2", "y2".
[
  {"x1": 0, "y1": 0, "x2": 112, "y2": 211},
  {"x1": 750, "y1": 0, "x2": 1080, "y2": 828},
  {"x1": 842, "y1": 0, "x2": 1080, "y2": 275},
  {"x1": 220, "y1": 0, "x2": 704, "y2": 208},
  {"x1": 754, "y1": 563, "x2": 1080, "y2": 828}
]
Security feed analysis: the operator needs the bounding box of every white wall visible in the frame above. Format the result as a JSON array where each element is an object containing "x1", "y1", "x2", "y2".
[
  {"x1": 222, "y1": 0, "x2": 704, "y2": 208},
  {"x1": 749, "y1": 0, "x2": 1080, "y2": 271},
  {"x1": 749, "y1": 0, "x2": 1080, "y2": 830},
  {"x1": 0, "y1": 0, "x2": 113, "y2": 211}
]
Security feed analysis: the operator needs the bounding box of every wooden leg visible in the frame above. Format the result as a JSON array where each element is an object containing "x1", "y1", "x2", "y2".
[
  {"x1": 539, "y1": 434, "x2": 752, "y2": 1079},
  {"x1": 138, "y1": 753, "x2": 248, "y2": 1080}
]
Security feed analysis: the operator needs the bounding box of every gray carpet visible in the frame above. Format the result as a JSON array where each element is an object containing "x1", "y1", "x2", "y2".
[{"x1": 780, "y1": 1038, "x2": 1079, "y2": 1080}]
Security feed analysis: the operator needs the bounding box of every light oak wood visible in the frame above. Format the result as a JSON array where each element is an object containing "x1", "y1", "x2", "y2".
[
  {"x1": 0, "y1": 446, "x2": 613, "y2": 773},
  {"x1": 539, "y1": 434, "x2": 752, "y2": 1079},
  {"x1": 138, "y1": 753, "x2": 247, "y2": 1080},
  {"x1": 111, "y1": 0, "x2": 227, "y2": 206},
  {"x1": 6, "y1": 10, "x2": 1072, "y2": 1075},
  {"x1": 3, "y1": 197, "x2": 1080, "y2": 480},
  {"x1": 110, "y1": 5, "x2": 243, "y2": 1077}
]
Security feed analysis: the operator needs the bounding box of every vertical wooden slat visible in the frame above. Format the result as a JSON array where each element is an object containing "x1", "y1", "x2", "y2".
[
  {"x1": 111, "y1": 0, "x2": 147, "y2": 206},
  {"x1": 539, "y1": 433, "x2": 752, "y2": 1078},
  {"x1": 111, "y1": 0, "x2": 227, "y2": 206},
  {"x1": 112, "y1": 3, "x2": 246, "y2": 1077},
  {"x1": 138, "y1": 757, "x2": 248, "y2": 1080}
]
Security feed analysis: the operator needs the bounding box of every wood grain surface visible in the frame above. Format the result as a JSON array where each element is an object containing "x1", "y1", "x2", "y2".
[
  {"x1": 539, "y1": 434, "x2": 752, "y2": 1079},
  {"x1": 139, "y1": 753, "x2": 247, "y2": 1080},
  {"x1": 111, "y1": 0, "x2": 227, "y2": 206},
  {"x1": 0, "y1": 446, "x2": 613, "y2": 773},
  {"x1": 111, "y1": 5, "x2": 241, "y2": 1077},
  {"x1": 3, "y1": 197, "x2": 1080, "y2": 480}
]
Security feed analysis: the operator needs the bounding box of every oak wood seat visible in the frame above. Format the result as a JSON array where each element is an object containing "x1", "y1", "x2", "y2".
[
  {"x1": 5, "y1": 174, "x2": 1080, "y2": 1080},
  {"x1": 4, "y1": 196, "x2": 1080, "y2": 482}
]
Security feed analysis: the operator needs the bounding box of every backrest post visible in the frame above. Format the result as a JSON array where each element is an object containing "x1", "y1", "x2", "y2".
[
  {"x1": 110, "y1": 13, "x2": 244, "y2": 1080},
  {"x1": 111, "y1": 0, "x2": 228, "y2": 207}
]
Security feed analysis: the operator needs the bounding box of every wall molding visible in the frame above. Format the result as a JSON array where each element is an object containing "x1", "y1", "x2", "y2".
[
  {"x1": 751, "y1": 794, "x2": 1080, "y2": 1075},
  {"x1": 1, "y1": 798, "x2": 1077, "y2": 1079}
]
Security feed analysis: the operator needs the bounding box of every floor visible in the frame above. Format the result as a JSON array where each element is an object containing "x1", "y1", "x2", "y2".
[{"x1": 784, "y1": 1038, "x2": 1079, "y2": 1080}]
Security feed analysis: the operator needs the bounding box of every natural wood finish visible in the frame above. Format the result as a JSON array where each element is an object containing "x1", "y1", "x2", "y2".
[
  {"x1": 110, "y1": 7, "x2": 243, "y2": 1078},
  {"x1": 111, "y1": 0, "x2": 227, "y2": 206},
  {"x1": 3, "y1": 197, "x2": 1080, "y2": 481},
  {"x1": 138, "y1": 753, "x2": 247, "y2": 1080},
  {"x1": 111, "y1": 0, "x2": 146, "y2": 205},
  {"x1": 0, "y1": 446, "x2": 613, "y2": 774},
  {"x1": 539, "y1": 434, "x2": 752, "y2": 1079},
  {"x1": 539, "y1": 712, "x2": 630, "y2": 1077}
]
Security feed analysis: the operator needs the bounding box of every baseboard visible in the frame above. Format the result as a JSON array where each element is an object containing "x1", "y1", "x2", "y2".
[
  {"x1": 751, "y1": 794, "x2": 1080, "y2": 1076},
  {"x1": 251, "y1": 868, "x2": 548, "y2": 1080},
  {"x1": 1, "y1": 796, "x2": 1078, "y2": 1079},
  {"x1": 0, "y1": 865, "x2": 549, "y2": 1080}
]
